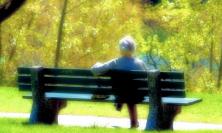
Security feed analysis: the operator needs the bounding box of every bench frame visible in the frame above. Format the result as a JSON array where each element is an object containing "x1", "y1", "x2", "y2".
[{"x1": 18, "y1": 66, "x2": 201, "y2": 130}]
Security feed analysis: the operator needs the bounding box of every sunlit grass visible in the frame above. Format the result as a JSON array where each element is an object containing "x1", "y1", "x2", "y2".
[
  {"x1": 0, "y1": 118, "x2": 220, "y2": 133},
  {"x1": 0, "y1": 86, "x2": 222, "y2": 123}
]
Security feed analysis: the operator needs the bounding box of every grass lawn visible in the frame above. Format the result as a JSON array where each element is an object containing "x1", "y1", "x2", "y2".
[
  {"x1": 0, "y1": 118, "x2": 220, "y2": 133},
  {"x1": 0, "y1": 86, "x2": 222, "y2": 123}
]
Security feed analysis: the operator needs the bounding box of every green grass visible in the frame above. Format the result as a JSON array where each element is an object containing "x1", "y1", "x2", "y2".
[
  {"x1": 0, "y1": 118, "x2": 220, "y2": 133},
  {"x1": 0, "y1": 86, "x2": 222, "y2": 123}
]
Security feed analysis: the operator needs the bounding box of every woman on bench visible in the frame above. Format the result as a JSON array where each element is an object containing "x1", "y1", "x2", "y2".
[{"x1": 91, "y1": 35, "x2": 147, "y2": 128}]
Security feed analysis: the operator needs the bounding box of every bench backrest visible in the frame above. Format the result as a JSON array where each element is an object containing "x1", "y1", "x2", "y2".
[{"x1": 17, "y1": 67, "x2": 185, "y2": 98}]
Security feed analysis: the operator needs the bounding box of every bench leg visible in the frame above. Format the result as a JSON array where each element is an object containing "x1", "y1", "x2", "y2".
[
  {"x1": 145, "y1": 105, "x2": 163, "y2": 130},
  {"x1": 161, "y1": 105, "x2": 181, "y2": 130},
  {"x1": 29, "y1": 99, "x2": 67, "y2": 124},
  {"x1": 29, "y1": 66, "x2": 48, "y2": 124},
  {"x1": 145, "y1": 70, "x2": 163, "y2": 130},
  {"x1": 29, "y1": 98, "x2": 47, "y2": 124},
  {"x1": 45, "y1": 99, "x2": 67, "y2": 124},
  {"x1": 29, "y1": 66, "x2": 67, "y2": 124},
  {"x1": 145, "y1": 105, "x2": 181, "y2": 130}
]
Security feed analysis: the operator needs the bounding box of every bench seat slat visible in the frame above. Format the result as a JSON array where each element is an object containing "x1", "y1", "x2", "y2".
[
  {"x1": 45, "y1": 86, "x2": 113, "y2": 95},
  {"x1": 19, "y1": 84, "x2": 185, "y2": 97},
  {"x1": 43, "y1": 78, "x2": 160, "y2": 88},
  {"x1": 17, "y1": 67, "x2": 31, "y2": 75},
  {"x1": 18, "y1": 67, "x2": 95, "y2": 76},
  {"x1": 161, "y1": 89, "x2": 185, "y2": 97},
  {"x1": 23, "y1": 93, "x2": 201, "y2": 106},
  {"x1": 18, "y1": 76, "x2": 184, "y2": 90},
  {"x1": 18, "y1": 75, "x2": 31, "y2": 83},
  {"x1": 44, "y1": 68, "x2": 94, "y2": 76},
  {"x1": 108, "y1": 70, "x2": 184, "y2": 80},
  {"x1": 160, "y1": 72, "x2": 184, "y2": 80},
  {"x1": 19, "y1": 84, "x2": 31, "y2": 91},
  {"x1": 18, "y1": 76, "x2": 149, "y2": 88},
  {"x1": 18, "y1": 67, "x2": 184, "y2": 79},
  {"x1": 44, "y1": 77, "x2": 112, "y2": 86},
  {"x1": 161, "y1": 80, "x2": 184, "y2": 89},
  {"x1": 106, "y1": 70, "x2": 147, "y2": 78}
]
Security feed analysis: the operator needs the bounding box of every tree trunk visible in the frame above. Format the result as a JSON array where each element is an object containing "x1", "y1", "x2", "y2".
[
  {"x1": 209, "y1": 15, "x2": 215, "y2": 73},
  {"x1": 0, "y1": 23, "x2": 2, "y2": 84},
  {"x1": 0, "y1": 0, "x2": 26, "y2": 23},
  {"x1": 217, "y1": 37, "x2": 222, "y2": 88},
  {"x1": 0, "y1": 24, "x2": 2, "y2": 59},
  {"x1": 209, "y1": 40, "x2": 214, "y2": 73},
  {"x1": 54, "y1": 0, "x2": 68, "y2": 68},
  {"x1": 8, "y1": 44, "x2": 16, "y2": 61}
]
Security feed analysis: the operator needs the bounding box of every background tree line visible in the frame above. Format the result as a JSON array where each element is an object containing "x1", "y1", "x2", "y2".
[{"x1": 0, "y1": 0, "x2": 222, "y2": 92}]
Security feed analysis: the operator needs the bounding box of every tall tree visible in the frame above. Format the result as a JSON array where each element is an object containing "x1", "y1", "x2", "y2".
[
  {"x1": 217, "y1": 36, "x2": 222, "y2": 88},
  {"x1": 54, "y1": 0, "x2": 68, "y2": 67},
  {"x1": 0, "y1": 24, "x2": 2, "y2": 59},
  {"x1": 0, "y1": 23, "x2": 2, "y2": 83},
  {"x1": 209, "y1": 16, "x2": 215, "y2": 73}
]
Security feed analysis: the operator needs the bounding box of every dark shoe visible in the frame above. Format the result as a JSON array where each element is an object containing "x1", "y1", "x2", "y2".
[
  {"x1": 130, "y1": 121, "x2": 139, "y2": 129},
  {"x1": 115, "y1": 103, "x2": 123, "y2": 111}
]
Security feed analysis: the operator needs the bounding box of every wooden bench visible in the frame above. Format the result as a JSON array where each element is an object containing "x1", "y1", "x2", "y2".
[{"x1": 17, "y1": 66, "x2": 202, "y2": 130}]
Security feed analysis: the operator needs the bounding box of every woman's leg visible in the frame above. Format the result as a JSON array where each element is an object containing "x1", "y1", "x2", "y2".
[{"x1": 127, "y1": 103, "x2": 139, "y2": 128}]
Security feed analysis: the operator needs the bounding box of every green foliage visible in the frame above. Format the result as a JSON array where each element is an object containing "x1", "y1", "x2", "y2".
[
  {"x1": 140, "y1": 0, "x2": 222, "y2": 91},
  {"x1": 1, "y1": 0, "x2": 143, "y2": 85}
]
